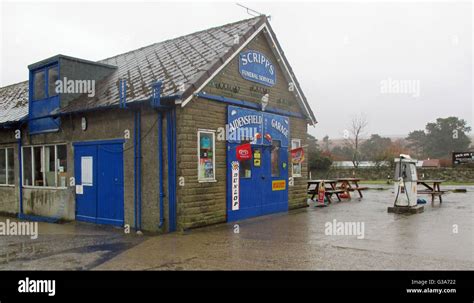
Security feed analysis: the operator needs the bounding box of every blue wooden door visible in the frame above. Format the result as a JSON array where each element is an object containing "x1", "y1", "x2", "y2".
[
  {"x1": 74, "y1": 140, "x2": 124, "y2": 226},
  {"x1": 261, "y1": 140, "x2": 289, "y2": 215},
  {"x1": 227, "y1": 144, "x2": 263, "y2": 221},
  {"x1": 226, "y1": 106, "x2": 289, "y2": 222},
  {"x1": 74, "y1": 144, "x2": 98, "y2": 223},
  {"x1": 97, "y1": 143, "x2": 124, "y2": 226}
]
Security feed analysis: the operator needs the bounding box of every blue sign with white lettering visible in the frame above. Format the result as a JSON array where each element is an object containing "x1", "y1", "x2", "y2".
[
  {"x1": 239, "y1": 50, "x2": 276, "y2": 87},
  {"x1": 227, "y1": 106, "x2": 289, "y2": 147},
  {"x1": 264, "y1": 112, "x2": 289, "y2": 147},
  {"x1": 227, "y1": 105, "x2": 263, "y2": 145}
]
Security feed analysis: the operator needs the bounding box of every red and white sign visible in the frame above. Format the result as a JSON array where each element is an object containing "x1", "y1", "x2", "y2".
[
  {"x1": 291, "y1": 147, "x2": 305, "y2": 164},
  {"x1": 236, "y1": 143, "x2": 252, "y2": 161},
  {"x1": 231, "y1": 161, "x2": 240, "y2": 211}
]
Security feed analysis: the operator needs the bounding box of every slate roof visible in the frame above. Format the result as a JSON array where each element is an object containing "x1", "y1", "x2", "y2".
[
  {"x1": 0, "y1": 81, "x2": 28, "y2": 124},
  {"x1": 60, "y1": 16, "x2": 269, "y2": 114},
  {"x1": 0, "y1": 15, "x2": 316, "y2": 125}
]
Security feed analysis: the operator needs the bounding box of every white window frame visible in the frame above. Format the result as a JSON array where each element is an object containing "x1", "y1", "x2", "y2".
[
  {"x1": 291, "y1": 139, "x2": 302, "y2": 178},
  {"x1": 0, "y1": 147, "x2": 15, "y2": 186},
  {"x1": 197, "y1": 129, "x2": 217, "y2": 183},
  {"x1": 21, "y1": 144, "x2": 67, "y2": 189}
]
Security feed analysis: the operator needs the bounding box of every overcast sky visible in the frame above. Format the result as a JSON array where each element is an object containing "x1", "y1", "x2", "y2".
[{"x1": 1, "y1": 1, "x2": 472, "y2": 139}]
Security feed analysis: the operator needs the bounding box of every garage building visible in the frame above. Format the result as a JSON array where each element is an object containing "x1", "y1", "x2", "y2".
[{"x1": 0, "y1": 15, "x2": 317, "y2": 232}]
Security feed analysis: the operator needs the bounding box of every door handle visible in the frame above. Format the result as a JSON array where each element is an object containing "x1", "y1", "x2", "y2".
[{"x1": 261, "y1": 176, "x2": 265, "y2": 180}]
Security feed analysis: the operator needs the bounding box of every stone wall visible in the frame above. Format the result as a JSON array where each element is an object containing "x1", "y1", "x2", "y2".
[
  {"x1": 175, "y1": 32, "x2": 310, "y2": 230},
  {"x1": 310, "y1": 167, "x2": 474, "y2": 182}
]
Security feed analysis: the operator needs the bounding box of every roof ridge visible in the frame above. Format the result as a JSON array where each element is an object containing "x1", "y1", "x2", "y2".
[{"x1": 99, "y1": 15, "x2": 265, "y2": 63}]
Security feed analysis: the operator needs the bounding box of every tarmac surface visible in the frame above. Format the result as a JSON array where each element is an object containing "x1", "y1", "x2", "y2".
[{"x1": 1, "y1": 185, "x2": 473, "y2": 270}]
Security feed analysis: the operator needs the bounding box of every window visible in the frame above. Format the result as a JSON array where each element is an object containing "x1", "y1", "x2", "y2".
[
  {"x1": 22, "y1": 144, "x2": 67, "y2": 188},
  {"x1": 239, "y1": 140, "x2": 252, "y2": 179},
  {"x1": 57, "y1": 145, "x2": 67, "y2": 187},
  {"x1": 7, "y1": 148, "x2": 14, "y2": 185},
  {"x1": 0, "y1": 148, "x2": 15, "y2": 186},
  {"x1": 23, "y1": 147, "x2": 32, "y2": 186},
  {"x1": 271, "y1": 140, "x2": 280, "y2": 177},
  {"x1": 198, "y1": 130, "x2": 216, "y2": 182},
  {"x1": 44, "y1": 146, "x2": 55, "y2": 187},
  {"x1": 33, "y1": 65, "x2": 58, "y2": 101},
  {"x1": 291, "y1": 139, "x2": 302, "y2": 177},
  {"x1": 48, "y1": 67, "x2": 59, "y2": 97},
  {"x1": 33, "y1": 70, "x2": 46, "y2": 100},
  {"x1": 33, "y1": 146, "x2": 43, "y2": 186}
]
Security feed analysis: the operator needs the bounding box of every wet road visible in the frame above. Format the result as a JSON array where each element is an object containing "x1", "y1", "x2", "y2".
[
  {"x1": 0, "y1": 219, "x2": 145, "y2": 270},
  {"x1": 97, "y1": 185, "x2": 473, "y2": 270},
  {"x1": 1, "y1": 186, "x2": 473, "y2": 270}
]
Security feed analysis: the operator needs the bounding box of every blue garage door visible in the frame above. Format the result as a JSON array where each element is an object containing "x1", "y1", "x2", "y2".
[
  {"x1": 74, "y1": 140, "x2": 124, "y2": 226},
  {"x1": 227, "y1": 106, "x2": 289, "y2": 222}
]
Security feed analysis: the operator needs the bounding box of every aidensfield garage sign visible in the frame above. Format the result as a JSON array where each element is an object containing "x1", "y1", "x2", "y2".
[{"x1": 239, "y1": 50, "x2": 276, "y2": 87}]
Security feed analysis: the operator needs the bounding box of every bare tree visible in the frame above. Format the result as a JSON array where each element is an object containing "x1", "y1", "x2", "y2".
[{"x1": 343, "y1": 114, "x2": 368, "y2": 168}]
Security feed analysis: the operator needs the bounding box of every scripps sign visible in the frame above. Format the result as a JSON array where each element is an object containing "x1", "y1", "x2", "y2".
[{"x1": 239, "y1": 50, "x2": 276, "y2": 87}]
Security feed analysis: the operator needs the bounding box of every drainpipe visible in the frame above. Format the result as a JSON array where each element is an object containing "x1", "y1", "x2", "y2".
[
  {"x1": 137, "y1": 110, "x2": 142, "y2": 230},
  {"x1": 167, "y1": 108, "x2": 177, "y2": 232},
  {"x1": 17, "y1": 134, "x2": 23, "y2": 218},
  {"x1": 133, "y1": 112, "x2": 137, "y2": 229},
  {"x1": 158, "y1": 111, "x2": 165, "y2": 229},
  {"x1": 134, "y1": 110, "x2": 142, "y2": 231}
]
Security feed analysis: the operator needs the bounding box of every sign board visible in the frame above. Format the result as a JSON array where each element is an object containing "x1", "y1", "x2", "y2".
[
  {"x1": 228, "y1": 106, "x2": 289, "y2": 147},
  {"x1": 239, "y1": 50, "x2": 276, "y2": 87},
  {"x1": 236, "y1": 143, "x2": 252, "y2": 161},
  {"x1": 75, "y1": 184, "x2": 83, "y2": 195},
  {"x1": 227, "y1": 106, "x2": 263, "y2": 144},
  {"x1": 453, "y1": 152, "x2": 474, "y2": 165},
  {"x1": 81, "y1": 156, "x2": 93, "y2": 186},
  {"x1": 272, "y1": 180, "x2": 286, "y2": 191},
  {"x1": 291, "y1": 147, "x2": 305, "y2": 164},
  {"x1": 231, "y1": 161, "x2": 240, "y2": 210},
  {"x1": 264, "y1": 112, "x2": 290, "y2": 147}
]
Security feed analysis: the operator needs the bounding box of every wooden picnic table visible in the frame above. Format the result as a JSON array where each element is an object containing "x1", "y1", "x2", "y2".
[
  {"x1": 307, "y1": 179, "x2": 345, "y2": 203},
  {"x1": 417, "y1": 179, "x2": 446, "y2": 203},
  {"x1": 335, "y1": 178, "x2": 368, "y2": 199}
]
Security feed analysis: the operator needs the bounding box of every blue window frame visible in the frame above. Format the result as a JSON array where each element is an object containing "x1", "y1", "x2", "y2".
[
  {"x1": 32, "y1": 64, "x2": 59, "y2": 101},
  {"x1": 29, "y1": 62, "x2": 61, "y2": 134}
]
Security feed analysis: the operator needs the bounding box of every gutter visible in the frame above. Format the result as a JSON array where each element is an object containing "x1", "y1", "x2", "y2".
[{"x1": 9, "y1": 95, "x2": 181, "y2": 124}]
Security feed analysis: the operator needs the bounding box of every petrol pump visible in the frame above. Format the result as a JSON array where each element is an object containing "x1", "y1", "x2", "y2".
[{"x1": 393, "y1": 154, "x2": 418, "y2": 207}]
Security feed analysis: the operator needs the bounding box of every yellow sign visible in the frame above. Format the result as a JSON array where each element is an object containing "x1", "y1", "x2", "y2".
[
  {"x1": 272, "y1": 180, "x2": 286, "y2": 191},
  {"x1": 254, "y1": 150, "x2": 261, "y2": 159}
]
